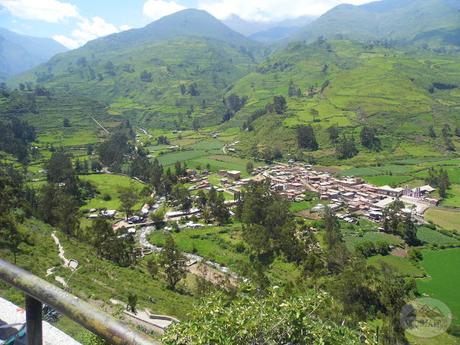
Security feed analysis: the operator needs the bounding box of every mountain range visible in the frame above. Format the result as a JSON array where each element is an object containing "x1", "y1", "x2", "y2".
[
  {"x1": 294, "y1": 0, "x2": 460, "y2": 45},
  {"x1": 4, "y1": 0, "x2": 460, "y2": 157},
  {"x1": 0, "y1": 28, "x2": 67, "y2": 81}
]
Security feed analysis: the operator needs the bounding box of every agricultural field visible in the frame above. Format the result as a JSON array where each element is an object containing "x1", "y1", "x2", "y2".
[
  {"x1": 344, "y1": 231, "x2": 404, "y2": 252},
  {"x1": 367, "y1": 255, "x2": 425, "y2": 278},
  {"x1": 443, "y1": 184, "x2": 460, "y2": 208},
  {"x1": 425, "y1": 208, "x2": 460, "y2": 233},
  {"x1": 417, "y1": 248, "x2": 460, "y2": 325},
  {"x1": 149, "y1": 224, "x2": 247, "y2": 270},
  {"x1": 79, "y1": 174, "x2": 146, "y2": 211},
  {"x1": 416, "y1": 226, "x2": 460, "y2": 247}
]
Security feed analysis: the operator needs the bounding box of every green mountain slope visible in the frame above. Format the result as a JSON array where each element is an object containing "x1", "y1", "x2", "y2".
[
  {"x1": 294, "y1": 0, "x2": 460, "y2": 47},
  {"x1": 0, "y1": 28, "x2": 67, "y2": 80},
  {"x1": 226, "y1": 39, "x2": 460, "y2": 161},
  {"x1": 11, "y1": 10, "x2": 262, "y2": 129}
]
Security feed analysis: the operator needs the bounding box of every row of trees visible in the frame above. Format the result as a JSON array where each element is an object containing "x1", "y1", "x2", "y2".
[
  {"x1": 0, "y1": 117, "x2": 36, "y2": 163},
  {"x1": 425, "y1": 167, "x2": 451, "y2": 198},
  {"x1": 382, "y1": 200, "x2": 418, "y2": 246}
]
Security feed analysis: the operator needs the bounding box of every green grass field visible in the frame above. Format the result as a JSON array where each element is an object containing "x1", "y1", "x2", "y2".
[
  {"x1": 79, "y1": 174, "x2": 145, "y2": 211},
  {"x1": 443, "y1": 184, "x2": 460, "y2": 208},
  {"x1": 425, "y1": 208, "x2": 460, "y2": 233},
  {"x1": 417, "y1": 226, "x2": 460, "y2": 247},
  {"x1": 417, "y1": 248, "x2": 460, "y2": 324},
  {"x1": 367, "y1": 255, "x2": 425, "y2": 278},
  {"x1": 149, "y1": 224, "x2": 248, "y2": 269},
  {"x1": 344, "y1": 231, "x2": 404, "y2": 251}
]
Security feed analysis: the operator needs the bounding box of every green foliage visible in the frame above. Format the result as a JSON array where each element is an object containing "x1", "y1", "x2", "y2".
[
  {"x1": 336, "y1": 135, "x2": 358, "y2": 160},
  {"x1": 86, "y1": 218, "x2": 136, "y2": 267},
  {"x1": 297, "y1": 125, "x2": 318, "y2": 151},
  {"x1": 159, "y1": 235, "x2": 187, "y2": 290},
  {"x1": 360, "y1": 126, "x2": 381, "y2": 152},
  {"x1": 163, "y1": 288, "x2": 376, "y2": 345},
  {"x1": 0, "y1": 116, "x2": 36, "y2": 162},
  {"x1": 118, "y1": 185, "x2": 138, "y2": 219}
]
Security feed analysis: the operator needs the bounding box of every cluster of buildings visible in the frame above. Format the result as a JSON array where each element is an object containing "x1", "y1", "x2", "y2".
[
  {"x1": 181, "y1": 162, "x2": 438, "y2": 225},
  {"x1": 251, "y1": 163, "x2": 439, "y2": 224}
]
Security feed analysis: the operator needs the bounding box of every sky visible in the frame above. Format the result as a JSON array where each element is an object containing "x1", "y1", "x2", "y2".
[{"x1": 0, "y1": 0, "x2": 375, "y2": 49}]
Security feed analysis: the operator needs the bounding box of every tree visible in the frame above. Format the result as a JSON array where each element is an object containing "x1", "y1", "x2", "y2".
[
  {"x1": 323, "y1": 207, "x2": 349, "y2": 272},
  {"x1": 140, "y1": 70, "x2": 152, "y2": 82},
  {"x1": 118, "y1": 186, "x2": 138, "y2": 219},
  {"x1": 270, "y1": 96, "x2": 287, "y2": 114},
  {"x1": 127, "y1": 293, "x2": 138, "y2": 314},
  {"x1": 187, "y1": 83, "x2": 200, "y2": 96},
  {"x1": 297, "y1": 125, "x2": 318, "y2": 151},
  {"x1": 97, "y1": 131, "x2": 131, "y2": 171},
  {"x1": 327, "y1": 125, "x2": 339, "y2": 144},
  {"x1": 0, "y1": 215, "x2": 25, "y2": 264},
  {"x1": 336, "y1": 135, "x2": 358, "y2": 159},
  {"x1": 288, "y1": 80, "x2": 301, "y2": 97},
  {"x1": 442, "y1": 123, "x2": 456, "y2": 151},
  {"x1": 91, "y1": 217, "x2": 113, "y2": 258},
  {"x1": 400, "y1": 213, "x2": 418, "y2": 246},
  {"x1": 360, "y1": 126, "x2": 381, "y2": 151},
  {"x1": 147, "y1": 256, "x2": 160, "y2": 279},
  {"x1": 212, "y1": 193, "x2": 230, "y2": 225},
  {"x1": 38, "y1": 184, "x2": 80, "y2": 236},
  {"x1": 310, "y1": 109, "x2": 319, "y2": 122},
  {"x1": 159, "y1": 235, "x2": 187, "y2": 290},
  {"x1": 428, "y1": 125, "x2": 437, "y2": 139},
  {"x1": 246, "y1": 161, "x2": 254, "y2": 175},
  {"x1": 225, "y1": 94, "x2": 247, "y2": 113}
]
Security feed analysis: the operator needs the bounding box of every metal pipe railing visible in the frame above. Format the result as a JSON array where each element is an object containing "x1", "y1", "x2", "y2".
[{"x1": 0, "y1": 258, "x2": 159, "y2": 345}]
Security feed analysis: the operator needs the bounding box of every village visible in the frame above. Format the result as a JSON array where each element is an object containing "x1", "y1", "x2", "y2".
[
  {"x1": 174, "y1": 162, "x2": 439, "y2": 226},
  {"x1": 88, "y1": 162, "x2": 439, "y2": 231}
]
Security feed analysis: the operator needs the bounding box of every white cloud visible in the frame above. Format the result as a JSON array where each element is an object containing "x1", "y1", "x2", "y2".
[
  {"x1": 0, "y1": 0, "x2": 78, "y2": 23},
  {"x1": 198, "y1": 0, "x2": 374, "y2": 22},
  {"x1": 52, "y1": 34, "x2": 79, "y2": 49},
  {"x1": 53, "y1": 17, "x2": 128, "y2": 49},
  {"x1": 72, "y1": 16, "x2": 119, "y2": 43},
  {"x1": 143, "y1": 0, "x2": 186, "y2": 21}
]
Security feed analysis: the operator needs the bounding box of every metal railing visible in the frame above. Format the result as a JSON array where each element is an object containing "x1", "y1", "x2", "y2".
[{"x1": 0, "y1": 258, "x2": 159, "y2": 345}]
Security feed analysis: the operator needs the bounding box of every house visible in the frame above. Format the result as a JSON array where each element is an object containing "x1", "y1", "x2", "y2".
[
  {"x1": 379, "y1": 186, "x2": 403, "y2": 197},
  {"x1": 227, "y1": 170, "x2": 241, "y2": 180},
  {"x1": 101, "y1": 210, "x2": 117, "y2": 218}
]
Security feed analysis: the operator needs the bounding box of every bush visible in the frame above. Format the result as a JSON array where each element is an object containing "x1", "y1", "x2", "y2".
[
  {"x1": 162, "y1": 288, "x2": 376, "y2": 345},
  {"x1": 102, "y1": 194, "x2": 111, "y2": 201}
]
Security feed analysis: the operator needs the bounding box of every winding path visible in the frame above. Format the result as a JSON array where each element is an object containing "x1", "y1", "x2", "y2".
[{"x1": 46, "y1": 232, "x2": 76, "y2": 288}]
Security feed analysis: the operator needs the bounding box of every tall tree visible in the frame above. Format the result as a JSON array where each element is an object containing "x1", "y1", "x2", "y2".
[
  {"x1": 323, "y1": 207, "x2": 349, "y2": 272},
  {"x1": 297, "y1": 125, "x2": 319, "y2": 151},
  {"x1": 0, "y1": 215, "x2": 25, "y2": 264},
  {"x1": 360, "y1": 126, "x2": 381, "y2": 151},
  {"x1": 336, "y1": 135, "x2": 358, "y2": 159},
  {"x1": 159, "y1": 235, "x2": 187, "y2": 290},
  {"x1": 118, "y1": 186, "x2": 138, "y2": 219},
  {"x1": 327, "y1": 125, "x2": 339, "y2": 144}
]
